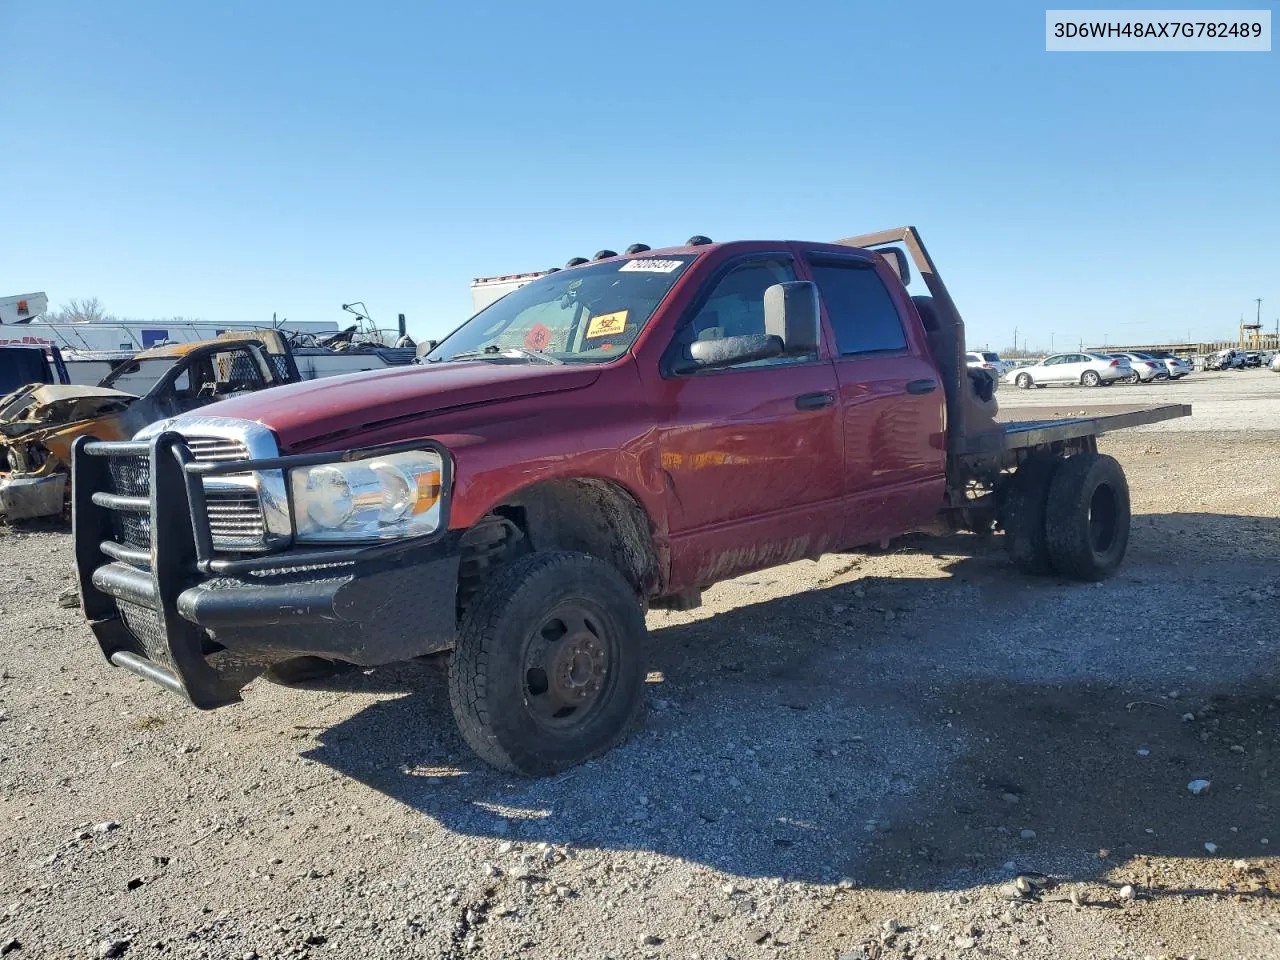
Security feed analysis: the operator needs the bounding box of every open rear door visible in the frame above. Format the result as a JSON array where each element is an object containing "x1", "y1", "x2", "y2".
[{"x1": 834, "y1": 227, "x2": 1002, "y2": 455}]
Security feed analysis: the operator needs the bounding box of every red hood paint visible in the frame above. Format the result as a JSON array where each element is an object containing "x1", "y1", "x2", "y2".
[{"x1": 200, "y1": 362, "x2": 603, "y2": 449}]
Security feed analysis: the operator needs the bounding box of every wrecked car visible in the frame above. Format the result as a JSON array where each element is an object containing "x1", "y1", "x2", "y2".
[{"x1": 0, "y1": 331, "x2": 300, "y2": 520}]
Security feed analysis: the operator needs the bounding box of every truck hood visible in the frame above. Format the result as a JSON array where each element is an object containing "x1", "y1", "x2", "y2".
[{"x1": 192, "y1": 361, "x2": 604, "y2": 449}]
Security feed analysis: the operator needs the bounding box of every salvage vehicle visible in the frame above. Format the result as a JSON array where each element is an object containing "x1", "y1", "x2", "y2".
[
  {"x1": 1205, "y1": 349, "x2": 1244, "y2": 371},
  {"x1": 1, "y1": 331, "x2": 299, "y2": 520},
  {"x1": 72, "y1": 227, "x2": 1190, "y2": 775}
]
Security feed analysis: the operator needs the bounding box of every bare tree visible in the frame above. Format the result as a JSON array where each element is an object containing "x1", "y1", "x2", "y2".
[
  {"x1": 42, "y1": 299, "x2": 205, "y2": 326},
  {"x1": 46, "y1": 297, "x2": 114, "y2": 324}
]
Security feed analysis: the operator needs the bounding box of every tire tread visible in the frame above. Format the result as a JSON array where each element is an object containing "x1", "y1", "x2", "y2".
[{"x1": 447, "y1": 550, "x2": 647, "y2": 775}]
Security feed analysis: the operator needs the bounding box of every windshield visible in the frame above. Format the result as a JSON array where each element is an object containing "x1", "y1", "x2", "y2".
[
  {"x1": 101, "y1": 357, "x2": 179, "y2": 393},
  {"x1": 428, "y1": 256, "x2": 695, "y2": 364}
]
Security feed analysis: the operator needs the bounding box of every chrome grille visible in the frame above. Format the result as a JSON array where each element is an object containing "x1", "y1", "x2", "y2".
[
  {"x1": 204, "y1": 491, "x2": 266, "y2": 547},
  {"x1": 185, "y1": 436, "x2": 251, "y2": 463},
  {"x1": 187, "y1": 435, "x2": 267, "y2": 549},
  {"x1": 99, "y1": 433, "x2": 269, "y2": 552}
]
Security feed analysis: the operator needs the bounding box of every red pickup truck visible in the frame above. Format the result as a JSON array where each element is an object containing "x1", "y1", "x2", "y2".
[{"x1": 72, "y1": 228, "x2": 1189, "y2": 775}]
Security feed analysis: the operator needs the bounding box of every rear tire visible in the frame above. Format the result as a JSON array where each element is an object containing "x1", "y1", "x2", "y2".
[
  {"x1": 448, "y1": 551, "x2": 648, "y2": 775},
  {"x1": 1044, "y1": 453, "x2": 1130, "y2": 581},
  {"x1": 1081, "y1": 370, "x2": 1101, "y2": 387},
  {"x1": 1001, "y1": 455, "x2": 1064, "y2": 575}
]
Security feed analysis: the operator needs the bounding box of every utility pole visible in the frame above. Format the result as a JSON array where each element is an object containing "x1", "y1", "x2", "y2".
[
  {"x1": 1050, "y1": 332, "x2": 1055, "y2": 351},
  {"x1": 1013, "y1": 326, "x2": 1018, "y2": 355}
]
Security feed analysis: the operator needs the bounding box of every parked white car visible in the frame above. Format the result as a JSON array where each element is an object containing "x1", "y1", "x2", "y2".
[
  {"x1": 1004, "y1": 352, "x2": 1131, "y2": 389},
  {"x1": 1271, "y1": 351, "x2": 1280, "y2": 373},
  {"x1": 1109, "y1": 352, "x2": 1167, "y2": 383},
  {"x1": 1146, "y1": 350, "x2": 1192, "y2": 379}
]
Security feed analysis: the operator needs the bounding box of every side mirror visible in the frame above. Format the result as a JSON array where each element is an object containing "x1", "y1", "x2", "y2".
[
  {"x1": 763, "y1": 281, "x2": 820, "y2": 355},
  {"x1": 679, "y1": 334, "x2": 783, "y2": 372}
]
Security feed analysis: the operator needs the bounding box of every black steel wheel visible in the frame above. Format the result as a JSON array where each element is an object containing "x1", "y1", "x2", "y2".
[
  {"x1": 448, "y1": 551, "x2": 647, "y2": 775},
  {"x1": 1044, "y1": 453, "x2": 1130, "y2": 581}
]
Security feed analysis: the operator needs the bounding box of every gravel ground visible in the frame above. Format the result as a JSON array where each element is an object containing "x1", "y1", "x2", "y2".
[{"x1": 1, "y1": 378, "x2": 1277, "y2": 960}]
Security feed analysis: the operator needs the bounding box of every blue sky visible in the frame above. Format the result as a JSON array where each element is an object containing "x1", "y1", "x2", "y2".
[{"x1": 2, "y1": 1, "x2": 1276, "y2": 349}]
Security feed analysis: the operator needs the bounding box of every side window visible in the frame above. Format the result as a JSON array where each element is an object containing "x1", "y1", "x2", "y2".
[
  {"x1": 689, "y1": 258, "x2": 796, "y2": 341},
  {"x1": 671, "y1": 257, "x2": 803, "y2": 369},
  {"x1": 807, "y1": 260, "x2": 908, "y2": 356}
]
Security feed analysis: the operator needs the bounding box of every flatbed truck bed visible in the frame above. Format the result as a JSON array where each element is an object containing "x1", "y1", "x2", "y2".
[{"x1": 969, "y1": 402, "x2": 1192, "y2": 455}]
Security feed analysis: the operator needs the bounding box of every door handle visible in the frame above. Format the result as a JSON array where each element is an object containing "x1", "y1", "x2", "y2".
[
  {"x1": 906, "y1": 378, "x2": 938, "y2": 395},
  {"x1": 795, "y1": 392, "x2": 835, "y2": 411}
]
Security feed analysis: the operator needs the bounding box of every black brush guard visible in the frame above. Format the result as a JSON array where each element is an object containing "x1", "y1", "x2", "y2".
[{"x1": 72, "y1": 432, "x2": 460, "y2": 709}]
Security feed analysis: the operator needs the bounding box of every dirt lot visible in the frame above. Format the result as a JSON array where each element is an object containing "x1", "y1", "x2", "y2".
[{"x1": 1, "y1": 373, "x2": 1277, "y2": 960}]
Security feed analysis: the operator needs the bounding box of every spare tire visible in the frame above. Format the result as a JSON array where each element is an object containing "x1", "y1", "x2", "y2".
[
  {"x1": 1001, "y1": 454, "x2": 1063, "y2": 575},
  {"x1": 1044, "y1": 453, "x2": 1130, "y2": 581}
]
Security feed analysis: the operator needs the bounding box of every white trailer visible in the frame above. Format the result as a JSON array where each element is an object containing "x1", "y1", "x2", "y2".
[{"x1": 470, "y1": 271, "x2": 553, "y2": 314}]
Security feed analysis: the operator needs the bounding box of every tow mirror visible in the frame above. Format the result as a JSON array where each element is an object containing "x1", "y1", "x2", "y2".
[
  {"x1": 682, "y1": 334, "x2": 783, "y2": 372},
  {"x1": 763, "y1": 281, "x2": 820, "y2": 355}
]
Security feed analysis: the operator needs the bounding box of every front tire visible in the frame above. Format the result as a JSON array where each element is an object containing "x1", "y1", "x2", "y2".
[
  {"x1": 448, "y1": 551, "x2": 648, "y2": 775},
  {"x1": 1081, "y1": 370, "x2": 1102, "y2": 387},
  {"x1": 1015, "y1": 373, "x2": 1032, "y2": 389},
  {"x1": 1044, "y1": 453, "x2": 1130, "y2": 581}
]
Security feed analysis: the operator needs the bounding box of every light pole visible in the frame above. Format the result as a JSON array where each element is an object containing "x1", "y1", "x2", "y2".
[{"x1": 1050, "y1": 332, "x2": 1055, "y2": 351}]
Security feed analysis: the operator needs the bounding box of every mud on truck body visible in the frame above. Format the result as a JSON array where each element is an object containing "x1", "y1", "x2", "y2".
[{"x1": 72, "y1": 228, "x2": 1190, "y2": 775}]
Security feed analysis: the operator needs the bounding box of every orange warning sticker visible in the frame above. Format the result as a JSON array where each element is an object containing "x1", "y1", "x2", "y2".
[
  {"x1": 524, "y1": 322, "x2": 552, "y2": 350},
  {"x1": 585, "y1": 310, "x2": 628, "y2": 339}
]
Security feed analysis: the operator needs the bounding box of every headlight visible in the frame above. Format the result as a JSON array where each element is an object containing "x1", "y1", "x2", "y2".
[{"x1": 289, "y1": 450, "x2": 444, "y2": 542}]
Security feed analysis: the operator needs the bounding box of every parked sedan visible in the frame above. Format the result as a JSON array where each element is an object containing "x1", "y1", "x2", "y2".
[
  {"x1": 1004, "y1": 352, "x2": 1131, "y2": 389},
  {"x1": 1110, "y1": 352, "x2": 1168, "y2": 383},
  {"x1": 1147, "y1": 350, "x2": 1192, "y2": 379}
]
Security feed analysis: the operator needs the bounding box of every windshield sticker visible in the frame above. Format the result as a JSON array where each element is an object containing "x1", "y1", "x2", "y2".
[
  {"x1": 585, "y1": 310, "x2": 629, "y2": 339},
  {"x1": 619, "y1": 259, "x2": 684, "y2": 274},
  {"x1": 524, "y1": 323, "x2": 552, "y2": 351}
]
